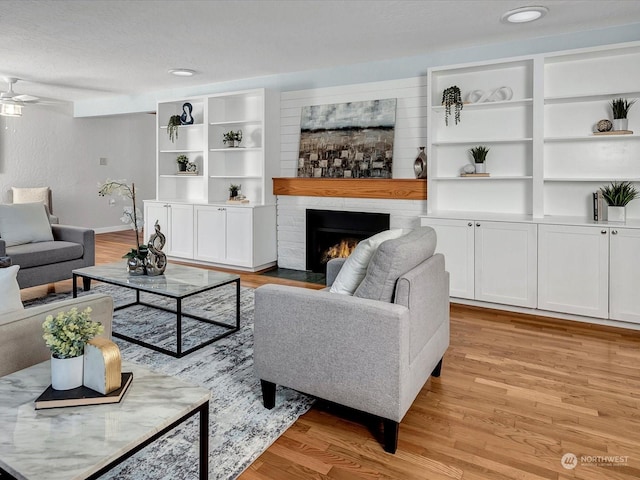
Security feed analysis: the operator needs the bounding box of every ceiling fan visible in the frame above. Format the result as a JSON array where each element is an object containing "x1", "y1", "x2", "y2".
[{"x1": 0, "y1": 77, "x2": 41, "y2": 117}]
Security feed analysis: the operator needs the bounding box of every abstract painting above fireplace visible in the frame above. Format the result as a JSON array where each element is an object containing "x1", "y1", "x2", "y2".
[{"x1": 297, "y1": 98, "x2": 397, "y2": 179}]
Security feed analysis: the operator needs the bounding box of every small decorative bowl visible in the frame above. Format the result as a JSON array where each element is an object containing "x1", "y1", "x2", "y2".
[{"x1": 597, "y1": 119, "x2": 613, "y2": 132}]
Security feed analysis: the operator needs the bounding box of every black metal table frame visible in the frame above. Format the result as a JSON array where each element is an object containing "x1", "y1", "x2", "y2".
[
  {"x1": 0, "y1": 400, "x2": 209, "y2": 480},
  {"x1": 73, "y1": 273, "x2": 240, "y2": 358}
]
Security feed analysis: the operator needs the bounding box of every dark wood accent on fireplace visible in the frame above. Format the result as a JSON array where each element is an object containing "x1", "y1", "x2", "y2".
[{"x1": 272, "y1": 178, "x2": 427, "y2": 200}]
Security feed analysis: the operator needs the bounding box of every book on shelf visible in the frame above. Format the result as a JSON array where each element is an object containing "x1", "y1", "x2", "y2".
[
  {"x1": 226, "y1": 198, "x2": 250, "y2": 204},
  {"x1": 593, "y1": 191, "x2": 607, "y2": 221},
  {"x1": 460, "y1": 173, "x2": 490, "y2": 177},
  {"x1": 34, "y1": 372, "x2": 133, "y2": 410}
]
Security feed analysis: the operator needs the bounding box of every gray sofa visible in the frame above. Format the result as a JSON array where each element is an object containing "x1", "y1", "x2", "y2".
[
  {"x1": 0, "y1": 294, "x2": 114, "y2": 378},
  {"x1": 254, "y1": 227, "x2": 450, "y2": 453},
  {"x1": 0, "y1": 224, "x2": 95, "y2": 289}
]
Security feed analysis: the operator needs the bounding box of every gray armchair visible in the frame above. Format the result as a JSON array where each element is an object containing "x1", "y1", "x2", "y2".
[{"x1": 254, "y1": 227, "x2": 450, "y2": 453}]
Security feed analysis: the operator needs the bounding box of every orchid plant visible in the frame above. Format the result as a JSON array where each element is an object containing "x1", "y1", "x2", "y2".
[{"x1": 98, "y1": 180, "x2": 146, "y2": 259}]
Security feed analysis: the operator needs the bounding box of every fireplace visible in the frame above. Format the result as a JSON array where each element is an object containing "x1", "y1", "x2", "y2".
[{"x1": 306, "y1": 209, "x2": 390, "y2": 273}]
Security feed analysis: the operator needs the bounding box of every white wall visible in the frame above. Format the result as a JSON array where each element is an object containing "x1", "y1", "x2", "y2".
[
  {"x1": 276, "y1": 77, "x2": 428, "y2": 269},
  {"x1": 0, "y1": 104, "x2": 155, "y2": 231}
]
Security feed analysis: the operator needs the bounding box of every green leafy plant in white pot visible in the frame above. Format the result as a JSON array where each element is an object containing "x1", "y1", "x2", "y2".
[
  {"x1": 42, "y1": 307, "x2": 104, "y2": 390},
  {"x1": 600, "y1": 181, "x2": 639, "y2": 223},
  {"x1": 610, "y1": 98, "x2": 636, "y2": 131},
  {"x1": 223, "y1": 130, "x2": 243, "y2": 147},
  {"x1": 469, "y1": 146, "x2": 490, "y2": 174}
]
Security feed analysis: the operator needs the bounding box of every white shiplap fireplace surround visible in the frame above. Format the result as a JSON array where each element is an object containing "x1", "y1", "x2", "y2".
[{"x1": 276, "y1": 78, "x2": 428, "y2": 270}]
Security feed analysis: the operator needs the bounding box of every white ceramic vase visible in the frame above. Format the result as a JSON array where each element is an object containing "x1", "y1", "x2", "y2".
[
  {"x1": 474, "y1": 162, "x2": 486, "y2": 174},
  {"x1": 51, "y1": 354, "x2": 84, "y2": 390},
  {"x1": 607, "y1": 206, "x2": 626, "y2": 223},
  {"x1": 612, "y1": 118, "x2": 628, "y2": 131}
]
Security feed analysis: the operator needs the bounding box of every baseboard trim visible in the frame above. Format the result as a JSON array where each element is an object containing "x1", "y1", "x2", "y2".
[
  {"x1": 451, "y1": 297, "x2": 640, "y2": 332},
  {"x1": 93, "y1": 225, "x2": 131, "y2": 234}
]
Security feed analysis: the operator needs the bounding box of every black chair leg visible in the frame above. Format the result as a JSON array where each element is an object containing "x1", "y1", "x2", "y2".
[
  {"x1": 431, "y1": 358, "x2": 443, "y2": 377},
  {"x1": 383, "y1": 419, "x2": 399, "y2": 454},
  {"x1": 82, "y1": 277, "x2": 91, "y2": 291},
  {"x1": 261, "y1": 380, "x2": 276, "y2": 410}
]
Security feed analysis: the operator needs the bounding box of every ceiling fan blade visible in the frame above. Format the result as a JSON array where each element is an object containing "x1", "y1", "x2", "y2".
[{"x1": 13, "y1": 94, "x2": 39, "y2": 102}]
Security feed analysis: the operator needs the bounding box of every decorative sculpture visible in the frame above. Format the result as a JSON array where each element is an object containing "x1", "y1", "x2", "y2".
[
  {"x1": 180, "y1": 102, "x2": 194, "y2": 125},
  {"x1": 145, "y1": 221, "x2": 167, "y2": 276}
]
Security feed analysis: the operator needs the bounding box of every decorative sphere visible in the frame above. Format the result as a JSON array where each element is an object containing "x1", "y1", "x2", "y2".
[
  {"x1": 462, "y1": 164, "x2": 476, "y2": 174},
  {"x1": 597, "y1": 119, "x2": 613, "y2": 132}
]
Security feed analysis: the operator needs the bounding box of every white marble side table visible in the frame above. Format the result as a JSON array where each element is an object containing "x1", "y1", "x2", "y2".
[{"x1": 0, "y1": 361, "x2": 210, "y2": 479}]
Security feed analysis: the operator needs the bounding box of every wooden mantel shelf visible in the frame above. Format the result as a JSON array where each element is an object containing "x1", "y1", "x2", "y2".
[{"x1": 272, "y1": 178, "x2": 427, "y2": 200}]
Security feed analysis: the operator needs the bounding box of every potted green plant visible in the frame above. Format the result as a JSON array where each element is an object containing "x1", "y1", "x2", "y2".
[
  {"x1": 610, "y1": 98, "x2": 636, "y2": 131},
  {"x1": 42, "y1": 307, "x2": 104, "y2": 390},
  {"x1": 442, "y1": 86, "x2": 463, "y2": 126},
  {"x1": 469, "y1": 146, "x2": 490, "y2": 174},
  {"x1": 167, "y1": 115, "x2": 181, "y2": 143},
  {"x1": 176, "y1": 154, "x2": 189, "y2": 172},
  {"x1": 600, "y1": 181, "x2": 639, "y2": 222},
  {"x1": 229, "y1": 183, "x2": 241, "y2": 199},
  {"x1": 223, "y1": 130, "x2": 243, "y2": 147}
]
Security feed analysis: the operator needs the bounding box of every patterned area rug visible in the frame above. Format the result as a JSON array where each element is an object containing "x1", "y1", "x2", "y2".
[{"x1": 25, "y1": 283, "x2": 314, "y2": 480}]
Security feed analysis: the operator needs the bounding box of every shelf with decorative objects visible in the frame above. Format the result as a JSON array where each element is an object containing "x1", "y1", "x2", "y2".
[
  {"x1": 426, "y1": 41, "x2": 640, "y2": 222},
  {"x1": 146, "y1": 88, "x2": 280, "y2": 271}
]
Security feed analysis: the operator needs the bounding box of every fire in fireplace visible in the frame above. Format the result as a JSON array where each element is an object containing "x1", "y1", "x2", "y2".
[{"x1": 306, "y1": 209, "x2": 390, "y2": 273}]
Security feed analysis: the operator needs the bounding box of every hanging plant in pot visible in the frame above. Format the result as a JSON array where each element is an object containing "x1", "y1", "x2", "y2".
[
  {"x1": 469, "y1": 145, "x2": 489, "y2": 174},
  {"x1": 167, "y1": 115, "x2": 182, "y2": 143},
  {"x1": 42, "y1": 307, "x2": 104, "y2": 390},
  {"x1": 600, "y1": 181, "x2": 639, "y2": 223},
  {"x1": 442, "y1": 86, "x2": 463, "y2": 126},
  {"x1": 609, "y1": 98, "x2": 636, "y2": 131}
]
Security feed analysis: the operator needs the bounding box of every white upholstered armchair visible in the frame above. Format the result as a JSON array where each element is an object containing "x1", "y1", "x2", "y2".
[{"x1": 253, "y1": 227, "x2": 450, "y2": 453}]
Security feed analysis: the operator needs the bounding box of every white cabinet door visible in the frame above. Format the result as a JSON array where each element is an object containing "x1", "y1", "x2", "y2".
[
  {"x1": 225, "y1": 207, "x2": 253, "y2": 267},
  {"x1": 166, "y1": 203, "x2": 194, "y2": 258},
  {"x1": 538, "y1": 224, "x2": 609, "y2": 318},
  {"x1": 475, "y1": 221, "x2": 537, "y2": 308},
  {"x1": 144, "y1": 202, "x2": 169, "y2": 248},
  {"x1": 420, "y1": 218, "x2": 475, "y2": 299},
  {"x1": 194, "y1": 205, "x2": 226, "y2": 263},
  {"x1": 609, "y1": 227, "x2": 640, "y2": 323}
]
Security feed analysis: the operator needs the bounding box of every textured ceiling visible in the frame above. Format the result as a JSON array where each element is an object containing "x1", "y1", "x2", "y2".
[{"x1": 1, "y1": 0, "x2": 640, "y2": 104}]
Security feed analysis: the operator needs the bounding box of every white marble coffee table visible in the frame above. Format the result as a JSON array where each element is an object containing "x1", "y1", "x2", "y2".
[
  {"x1": 72, "y1": 262, "x2": 241, "y2": 358},
  {"x1": 0, "y1": 361, "x2": 210, "y2": 480}
]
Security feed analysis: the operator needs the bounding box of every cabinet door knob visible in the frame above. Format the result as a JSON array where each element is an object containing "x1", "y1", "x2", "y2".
[
  {"x1": 601, "y1": 230, "x2": 607, "y2": 234},
  {"x1": 476, "y1": 223, "x2": 481, "y2": 227},
  {"x1": 612, "y1": 230, "x2": 618, "y2": 235},
  {"x1": 468, "y1": 222, "x2": 473, "y2": 227}
]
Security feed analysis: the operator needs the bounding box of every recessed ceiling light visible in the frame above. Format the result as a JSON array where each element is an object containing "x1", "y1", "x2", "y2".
[
  {"x1": 501, "y1": 6, "x2": 548, "y2": 24},
  {"x1": 168, "y1": 69, "x2": 196, "y2": 77}
]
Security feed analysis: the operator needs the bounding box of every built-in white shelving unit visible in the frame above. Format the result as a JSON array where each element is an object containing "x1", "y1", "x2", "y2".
[
  {"x1": 426, "y1": 41, "x2": 640, "y2": 222},
  {"x1": 423, "y1": 41, "x2": 640, "y2": 327},
  {"x1": 427, "y1": 57, "x2": 535, "y2": 216},
  {"x1": 146, "y1": 88, "x2": 280, "y2": 271}
]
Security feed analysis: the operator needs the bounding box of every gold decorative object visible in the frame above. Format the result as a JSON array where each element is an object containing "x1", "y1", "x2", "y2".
[{"x1": 83, "y1": 338, "x2": 122, "y2": 395}]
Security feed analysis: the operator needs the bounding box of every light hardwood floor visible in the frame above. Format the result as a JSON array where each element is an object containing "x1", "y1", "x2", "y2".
[{"x1": 22, "y1": 232, "x2": 640, "y2": 479}]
